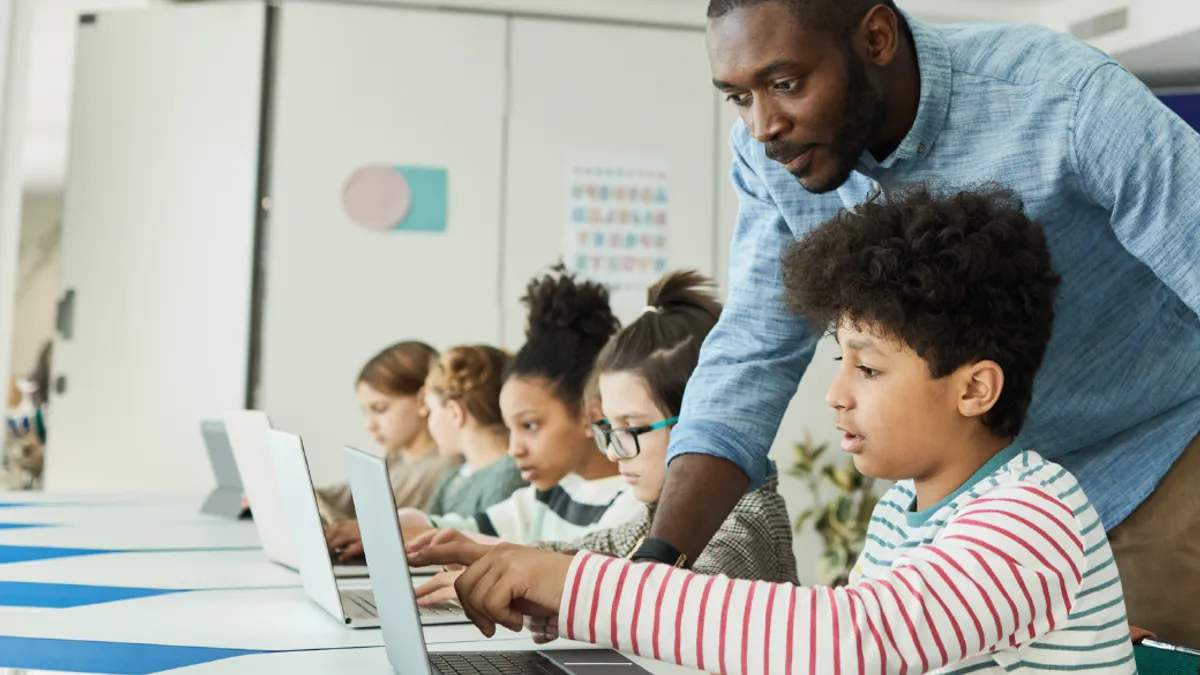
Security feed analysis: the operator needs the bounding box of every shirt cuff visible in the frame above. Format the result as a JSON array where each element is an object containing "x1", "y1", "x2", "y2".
[{"x1": 666, "y1": 419, "x2": 772, "y2": 490}]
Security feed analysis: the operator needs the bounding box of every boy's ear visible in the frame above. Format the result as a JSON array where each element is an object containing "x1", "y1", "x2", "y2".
[{"x1": 957, "y1": 360, "x2": 1004, "y2": 420}]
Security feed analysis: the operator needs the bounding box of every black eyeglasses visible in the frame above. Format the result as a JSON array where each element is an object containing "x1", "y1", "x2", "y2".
[{"x1": 591, "y1": 416, "x2": 679, "y2": 459}]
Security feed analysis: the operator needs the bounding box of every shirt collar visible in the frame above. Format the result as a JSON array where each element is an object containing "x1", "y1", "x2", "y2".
[
  {"x1": 905, "y1": 441, "x2": 1023, "y2": 528},
  {"x1": 870, "y1": 12, "x2": 952, "y2": 171}
]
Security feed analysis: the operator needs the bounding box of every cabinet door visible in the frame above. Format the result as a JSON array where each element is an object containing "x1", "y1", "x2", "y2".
[
  {"x1": 48, "y1": 2, "x2": 264, "y2": 492},
  {"x1": 260, "y1": 2, "x2": 506, "y2": 484},
  {"x1": 503, "y1": 18, "x2": 718, "y2": 345}
]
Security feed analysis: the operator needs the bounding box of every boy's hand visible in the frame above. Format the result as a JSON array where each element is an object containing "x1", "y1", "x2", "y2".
[
  {"x1": 526, "y1": 615, "x2": 560, "y2": 644},
  {"x1": 413, "y1": 543, "x2": 572, "y2": 637}
]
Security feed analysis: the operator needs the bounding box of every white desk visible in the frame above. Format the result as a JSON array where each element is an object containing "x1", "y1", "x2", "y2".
[{"x1": 0, "y1": 493, "x2": 698, "y2": 675}]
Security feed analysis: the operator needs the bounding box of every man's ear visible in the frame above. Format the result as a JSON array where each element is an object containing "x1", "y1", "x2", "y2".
[
  {"x1": 857, "y1": 4, "x2": 903, "y2": 68},
  {"x1": 957, "y1": 360, "x2": 1004, "y2": 421}
]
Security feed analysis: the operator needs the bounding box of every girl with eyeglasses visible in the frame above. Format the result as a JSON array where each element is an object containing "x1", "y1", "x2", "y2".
[
  {"x1": 411, "y1": 270, "x2": 797, "y2": 608},
  {"x1": 542, "y1": 269, "x2": 797, "y2": 584}
]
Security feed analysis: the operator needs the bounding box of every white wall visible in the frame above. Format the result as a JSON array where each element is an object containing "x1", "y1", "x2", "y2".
[
  {"x1": 259, "y1": 2, "x2": 508, "y2": 486},
  {"x1": 0, "y1": 0, "x2": 33, "y2": 438},
  {"x1": 1034, "y1": 0, "x2": 1200, "y2": 82},
  {"x1": 8, "y1": 191, "x2": 59, "y2": 378}
]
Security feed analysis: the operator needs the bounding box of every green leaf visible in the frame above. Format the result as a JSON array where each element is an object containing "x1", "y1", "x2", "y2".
[
  {"x1": 789, "y1": 442, "x2": 815, "y2": 477},
  {"x1": 793, "y1": 507, "x2": 817, "y2": 533},
  {"x1": 817, "y1": 546, "x2": 852, "y2": 586}
]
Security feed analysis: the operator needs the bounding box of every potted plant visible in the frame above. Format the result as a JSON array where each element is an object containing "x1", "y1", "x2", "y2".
[{"x1": 789, "y1": 433, "x2": 880, "y2": 587}]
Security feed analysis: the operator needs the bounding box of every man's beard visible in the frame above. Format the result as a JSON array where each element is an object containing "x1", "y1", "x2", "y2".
[{"x1": 805, "y1": 52, "x2": 888, "y2": 194}]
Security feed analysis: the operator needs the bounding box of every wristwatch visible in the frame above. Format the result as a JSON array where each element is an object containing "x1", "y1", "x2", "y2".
[{"x1": 628, "y1": 537, "x2": 690, "y2": 568}]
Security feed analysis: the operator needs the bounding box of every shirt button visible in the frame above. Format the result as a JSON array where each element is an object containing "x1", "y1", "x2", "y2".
[{"x1": 918, "y1": 143, "x2": 926, "y2": 153}]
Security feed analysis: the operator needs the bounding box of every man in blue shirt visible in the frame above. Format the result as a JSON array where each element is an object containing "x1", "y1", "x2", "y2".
[{"x1": 639, "y1": 0, "x2": 1200, "y2": 643}]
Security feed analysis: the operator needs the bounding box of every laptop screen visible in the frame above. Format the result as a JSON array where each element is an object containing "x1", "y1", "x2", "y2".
[{"x1": 344, "y1": 445, "x2": 434, "y2": 675}]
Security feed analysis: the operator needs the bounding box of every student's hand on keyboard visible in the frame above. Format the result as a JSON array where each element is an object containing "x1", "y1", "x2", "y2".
[
  {"x1": 415, "y1": 568, "x2": 464, "y2": 606},
  {"x1": 525, "y1": 615, "x2": 559, "y2": 644},
  {"x1": 324, "y1": 520, "x2": 364, "y2": 561},
  {"x1": 405, "y1": 527, "x2": 478, "y2": 559},
  {"x1": 408, "y1": 536, "x2": 492, "y2": 569},
  {"x1": 396, "y1": 507, "x2": 434, "y2": 528},
  {"x1": 412, "y1": 542, "x2": 572, "y2": 637}
]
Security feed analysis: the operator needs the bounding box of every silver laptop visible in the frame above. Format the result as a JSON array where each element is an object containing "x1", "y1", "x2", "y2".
[
  {"x1": 344, "y1": 445, "x2": 649, "y2": 675},
  {"x1": 223, "y1": 410, "x2": 368, "y2": 578},
  {"x1": 199, "y1": 420, "x2": 249, "y2": 519},
  {"x1": 270, "y1": 431, "x2": 467, "y2": 628}
]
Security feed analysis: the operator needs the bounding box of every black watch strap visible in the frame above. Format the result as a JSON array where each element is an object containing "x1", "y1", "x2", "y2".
[{"x1": 628, "y1": 537, "x2": 690, "y2": 568}]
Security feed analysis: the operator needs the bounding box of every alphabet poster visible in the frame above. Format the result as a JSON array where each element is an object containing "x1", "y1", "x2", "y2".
[{"x1": 563, "y1": 159, "x2": 669, "y2": 308}]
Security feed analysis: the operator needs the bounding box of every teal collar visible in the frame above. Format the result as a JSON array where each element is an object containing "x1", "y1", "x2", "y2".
[{"x1": 905, "y1": 442, "x2": 1022, "y2": 527}]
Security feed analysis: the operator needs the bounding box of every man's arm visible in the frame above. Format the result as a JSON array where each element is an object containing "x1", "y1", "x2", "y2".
[
  {"x1": 650, "y1": 127, "x2": 822, "y2": 558},
  {"x1": 1074, "y1": 63, "x2": 1200, "y2": 317}
]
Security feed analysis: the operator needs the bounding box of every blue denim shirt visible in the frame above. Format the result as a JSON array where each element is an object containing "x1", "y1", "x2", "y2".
[{"x1": 670, "y1": 15, "x2": 1200, "y2": 531}]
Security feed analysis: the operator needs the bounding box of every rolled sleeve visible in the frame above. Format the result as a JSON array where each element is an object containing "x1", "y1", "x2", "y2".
[{"x1": 666, "y1": 126, "x2": 821, "y2": 490}]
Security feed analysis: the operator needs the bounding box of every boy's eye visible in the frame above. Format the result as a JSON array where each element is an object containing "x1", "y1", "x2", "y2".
[
  {"x1": 522, "y1": 422, "x2": 539, "y2": 432},
  {"x1": 857, "y1": 365, "x2": 880, "y2": 379}
]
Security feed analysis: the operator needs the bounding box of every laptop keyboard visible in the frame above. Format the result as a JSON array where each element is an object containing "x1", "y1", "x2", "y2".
[
  {"x1": 342, "y1": 589, "x2": 462, "y2": 619},
  {"x1": 430, "y1": 652, "x2": 554, "y2": 675},
  {"x1": 343, "y1": 589, "x2": 378, "y2": 619}
]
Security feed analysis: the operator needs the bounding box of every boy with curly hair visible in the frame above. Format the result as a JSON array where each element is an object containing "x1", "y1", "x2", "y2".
[{"x1": 411, "y1": 187, "x2": 1135, "y2": 674}]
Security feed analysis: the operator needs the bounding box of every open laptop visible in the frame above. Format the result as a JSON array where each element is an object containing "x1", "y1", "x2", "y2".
[
  {"x1": 222, "y1": 410, "x2": 367, "y2": 578},
  {"x1": 199, "y1": 420, "x2": 250, "y2": 519},
  {"x1": 271, "y1": 430, "x2": 468, "y2": 628},
  {"x1": 345, "y1": 445, "x2": 649, "y2": 675}
]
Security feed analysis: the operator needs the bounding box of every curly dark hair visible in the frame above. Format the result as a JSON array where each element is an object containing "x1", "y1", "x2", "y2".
[
  {"x1": 510, "y1": 264, "x2": 621, "y2": 412},
  {"x1": 781, "y1": 186, "x2": 1062, "y2": 438}
]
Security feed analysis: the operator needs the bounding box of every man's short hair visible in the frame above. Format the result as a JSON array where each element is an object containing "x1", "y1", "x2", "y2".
[{"x1": 706, "y1": 0, "x2": 900, "y2": 36}]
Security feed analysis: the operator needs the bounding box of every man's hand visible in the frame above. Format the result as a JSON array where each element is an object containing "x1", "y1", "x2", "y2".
[
  {"x1": 649, "y1": 454, "x2": 748, "y2": 559},
  {"x1": 414, "y1": 568, "x2": 464, "y2": 606},
  {"x1": 411, "y1": 542, "x2": 573, "y2": 637},
  {"x1": 325, "y1": 520, "x2": 364, "y2": 562}
]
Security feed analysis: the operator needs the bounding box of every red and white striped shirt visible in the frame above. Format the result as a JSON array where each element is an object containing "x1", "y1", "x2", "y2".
[{"x1": 557, "y1": 447, "x2": 1134, "y2": 674}]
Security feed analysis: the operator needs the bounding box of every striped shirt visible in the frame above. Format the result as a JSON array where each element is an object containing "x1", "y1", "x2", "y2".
[
  {"x1": 558, "y1": 445, "x2": 1134, "y2": 674},
  {"x1": 432, "y1": 473, "x2": 645, "y2": 546}
]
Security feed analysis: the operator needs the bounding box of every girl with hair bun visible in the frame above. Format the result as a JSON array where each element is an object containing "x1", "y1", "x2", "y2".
[
  {"x1": 409, "y1": 270, "x2": 796, "y2": 608},
  {"x1": 539, "y1": 270, "x2": 797, "y2": 584},
  {"x1": 422, "y1": 345, "x2": 527, "y2": 517},
  {"x1": 401, "y1": 266, "x2": 646, "y2": 550}
]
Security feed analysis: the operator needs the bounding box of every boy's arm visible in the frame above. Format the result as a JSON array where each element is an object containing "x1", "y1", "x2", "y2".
[{"x1": 562, "y1": 486, "x2": 1093, "y2": 674}]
